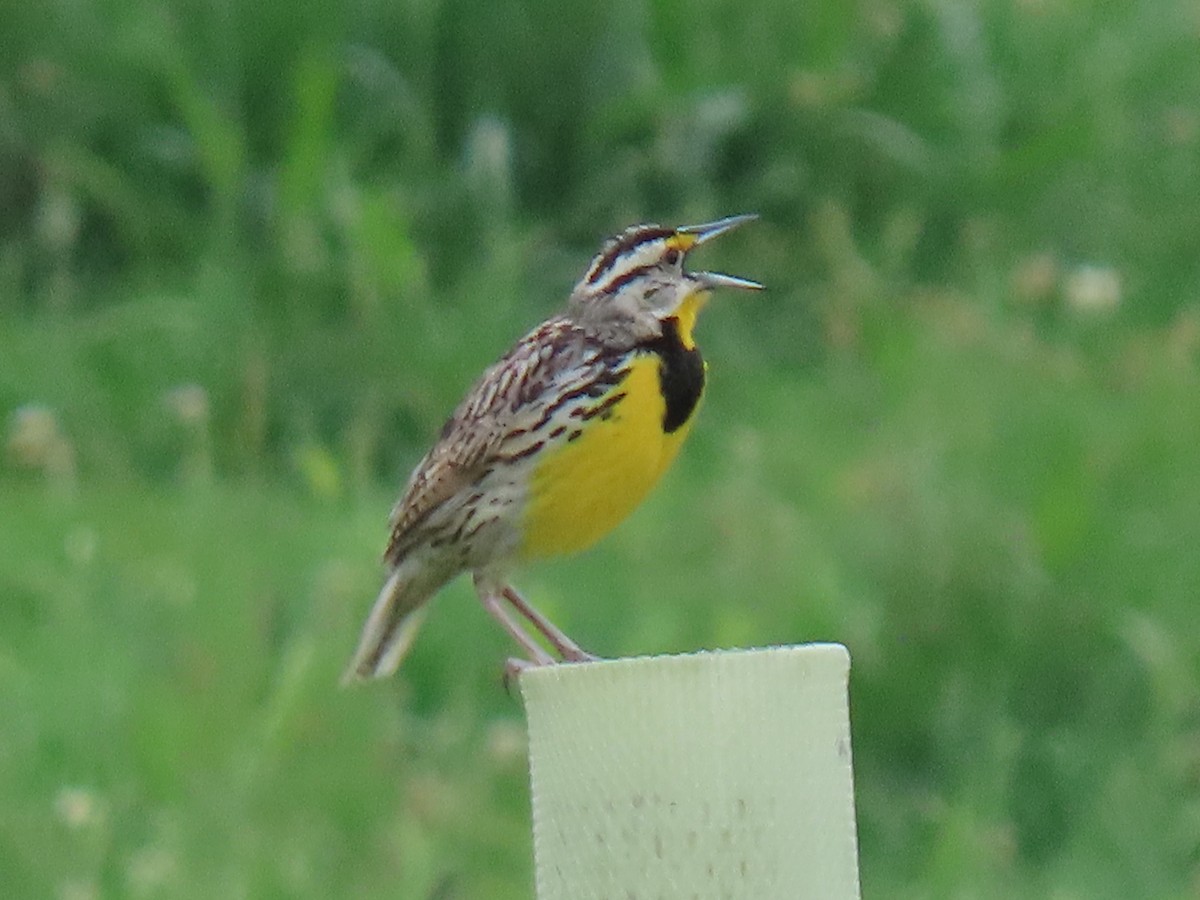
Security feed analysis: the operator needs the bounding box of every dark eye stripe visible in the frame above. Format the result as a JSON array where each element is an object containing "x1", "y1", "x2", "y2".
[
  {"x1": 586, "y1": 226, "x2": 672, "y2": 285},
  {"x1": 603, "y1": 263, "x2": 654, "y2": 294}
]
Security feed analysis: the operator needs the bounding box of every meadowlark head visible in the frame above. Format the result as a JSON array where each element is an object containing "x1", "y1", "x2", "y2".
[{"x1": 568, "y1": 214, "x2": 762, "y2": 344}]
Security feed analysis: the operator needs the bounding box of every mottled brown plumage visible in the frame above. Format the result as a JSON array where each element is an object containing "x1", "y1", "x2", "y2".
[{"x1": 345, "y1": 215, "x2": 761, "y2": 682}]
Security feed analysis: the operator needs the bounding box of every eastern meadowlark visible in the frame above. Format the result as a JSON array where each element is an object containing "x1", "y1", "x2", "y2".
[{"x1": 345, "y1": 214, "x2": 761, "y2": 682}]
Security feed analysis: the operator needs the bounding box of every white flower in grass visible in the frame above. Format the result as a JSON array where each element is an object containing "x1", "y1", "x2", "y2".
[
  {"x1": 7, "y1": 404, "x2": 72, "y2": 474},
  {"x1": 55, "y1": 786, "x2": 102, "y2": 830},
  {"x1": 1065, "y1": 264, "x2": 1122, "y2": 316},
  {"x1": 163, "y1": 383, "x2": 210, "y2": 426}
]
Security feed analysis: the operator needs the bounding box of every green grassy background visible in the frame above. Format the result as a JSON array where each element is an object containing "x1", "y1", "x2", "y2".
[{"x1": 3, "y1": 0, "x2": 1199, "y2": 896}]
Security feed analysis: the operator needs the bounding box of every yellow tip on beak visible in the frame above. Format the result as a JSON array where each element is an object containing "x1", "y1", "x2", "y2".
[{"x1": 677, "y1": 213, "x2": 759, "y2": 246}]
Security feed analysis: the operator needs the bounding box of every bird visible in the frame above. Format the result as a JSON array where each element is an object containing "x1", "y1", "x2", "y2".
[{"x1": 344, "y1": 214, "x2": 762, "y2": 682}]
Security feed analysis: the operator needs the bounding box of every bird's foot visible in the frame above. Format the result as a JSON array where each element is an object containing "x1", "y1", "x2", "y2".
[
  {"x1": 503, "y1": 656, "x2": 538, "y2": 695},
  {"x1": 561, "y1": 648, "x2": 601, "y2": 663}
]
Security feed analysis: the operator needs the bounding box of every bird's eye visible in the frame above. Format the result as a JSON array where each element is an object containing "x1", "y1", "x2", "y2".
[{"x1": 663, "y1": 248, "x2": 681, "y2": 266}]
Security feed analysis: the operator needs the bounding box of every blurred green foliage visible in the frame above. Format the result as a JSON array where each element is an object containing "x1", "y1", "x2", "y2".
[{"x1": 2, "y1": 0, "x2": 1199, "y2": 896}]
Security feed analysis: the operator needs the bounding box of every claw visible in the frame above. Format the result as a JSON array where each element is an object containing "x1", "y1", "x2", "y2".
[
  {"x1": 503, "y1": 656, "x2": 536, "y2": 695},
  {"x1": 563, "y1": 649, "x2": 601, "y2": 664}
]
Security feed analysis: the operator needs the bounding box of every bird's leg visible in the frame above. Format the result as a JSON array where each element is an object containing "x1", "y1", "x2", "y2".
[
  {"x1": 501, "y1": 585, "x2": 599, "y2": 663},
  {"x1": 477, "y1": 589, "x2": 555, "y2": 667}
]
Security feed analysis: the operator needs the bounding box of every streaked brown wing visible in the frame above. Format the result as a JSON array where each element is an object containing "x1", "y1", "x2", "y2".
[
  {"x1": 383, "y1": 424, "x2": 497, "y2": 561},
  {"x1": 383, "y1": 316, "x2": 597, "y2": 564}
]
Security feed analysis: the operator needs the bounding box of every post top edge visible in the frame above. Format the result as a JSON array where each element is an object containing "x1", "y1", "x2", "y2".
[{"x1": 518, "y1": 642, "x2": 851, "y2": 690}]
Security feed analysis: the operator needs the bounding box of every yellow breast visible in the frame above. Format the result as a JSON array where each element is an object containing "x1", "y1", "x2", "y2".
[{"x1": 519, "y1": 355, "x2": 699, "y2": 560}]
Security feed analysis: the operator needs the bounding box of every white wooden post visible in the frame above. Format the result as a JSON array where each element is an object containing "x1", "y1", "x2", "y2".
[{"x1": 519, "y1": 644, "x2": 860, "y2": 899}]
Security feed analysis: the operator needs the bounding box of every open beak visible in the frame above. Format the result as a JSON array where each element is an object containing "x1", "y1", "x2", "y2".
[{"x1": 677, "y1": 214, "x2": 763, "y2": 291}]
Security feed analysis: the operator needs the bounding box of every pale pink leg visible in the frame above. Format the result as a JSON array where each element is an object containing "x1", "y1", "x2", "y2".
[
  {"x1": 501, "y1": 585, "x2": 598, "y2": 663},
  {"x1": 476, "y1": 586, "x2": 555, "y2": 666}
]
